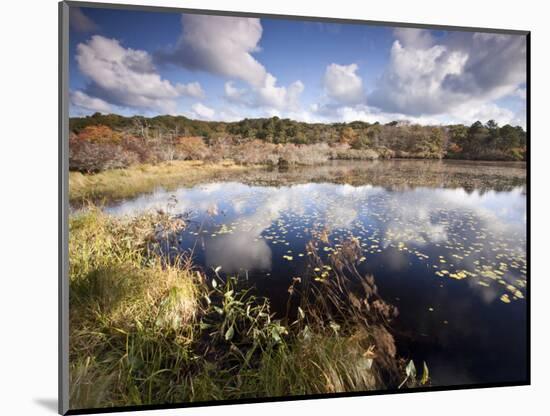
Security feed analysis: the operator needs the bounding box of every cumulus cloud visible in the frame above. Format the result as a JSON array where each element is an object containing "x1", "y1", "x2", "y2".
[
  {"x1": 178, "y1": 82, "x2": 205, "y2": 99},
  {"x1": 323, "y1": 63, "x2": 364, "y2": 105},
  {"x1": 70, "y1": 90, "x2": 112, "y2": 113},
  {"x1": 312, "y1": 29, "x2": 525, "y2": 126},
  {"x1": 158, "y1": 14, "x2": 267, "y2": 87},
  {"x1": 443, "y1": 33, "x2": 526, "y2": 99},
  {"x1": 69, "y1": 15, "x2": 525, "y2": 126},
  {"x1": 69, "y1": 7, "x2": 99, "y2": 33},
  {"x1": 369, "y1": 29, "x2": 526, "y2": 119},
  {"x1": 369, "y1": 37, "x2": 468, "y2": 115},
  {"x1": 311, "y1": 101, "x2": 524, "y2": 127},
  {"x1": 159, "y1": 14, "x2": 304, "y2": 112},
  {"x1": 75, "y1": 35, "x2": 204, "y2": 113},
  {"x1": 224, "y1": 81, "x2": 248, "y2": 104},
  {"x1": 218, "y1": 107, "x2": 243, "y2": 122},
  {"x1": 190, "y1": 102, "x2": 215, "y2": 120},
  {"x1": 329, "y1": 104, "x2": 442, "y2": 125},
  {"x1": 449, "y1": 102, "x2": 524, "y2": 127},
  {"x1": 393, "y1": 27, "x2": 435, "y2": 49},
  {"x1": 256, "y1": 75, "x2": 304, "y2": 111},
  {"x1": 307, "y1": 29, "x2": 525, "y2": 127}
]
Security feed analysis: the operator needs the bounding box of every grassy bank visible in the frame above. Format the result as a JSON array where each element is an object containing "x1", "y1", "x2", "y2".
[
  {"x1": 69, "y1": 160, "x2": 259, "y2": 203},
  {"x1": 69, "y1": 208, "x2": 426, "y2": 410}
]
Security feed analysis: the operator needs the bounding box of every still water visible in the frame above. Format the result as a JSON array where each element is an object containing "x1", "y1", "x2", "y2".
[{"x1": 105, "y1": 160, "x2": 528, "y2": 387}]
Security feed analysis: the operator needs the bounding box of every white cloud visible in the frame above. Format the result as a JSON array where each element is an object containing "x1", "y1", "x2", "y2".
[
  {"x1": 369, "y1": 29, "x2": 527, "y2": 118},
  {"x1": 370, "y1": 39, "x2": 468, "y2": 115},
  {"x1": 178, "y1": 82, "x2": 205, "y2": 99},
  {"x1": 218, "y1": 107, "x2": 243, "y2": 122},
  {"x1": 160, "y1": 14, "x2": 304, "y2": 113},
  {"x1": 323, "y1": 63, "x2": 364, "y2": 105},
  {"x1": 190, "y1": 102, "x2": 215, "y2": 120},
  {"x1": 310, "y1": 100, "x2": 524, "y2": 127},
  {"x1": 224, "y1": 81, "x2": 248, "y2": 104},
  {"x1": 331, "y1": 104, "x2": 442, "y2": 125},
  {"x1": 69, "y1": 7, "x2": 98, "y2": 33},
  {"x1": 69, "y1": 17, "x2": 525, "y2": 127},
  {"x1": 76, "y1": 35, "x2": 204, "y2": 113},
  {"x1": 393, "y1": 27, "x2": 435, "y2": 49},
  {"x1": 449, "y1": 102, "x2": 525, "y2": 128},
  {"x1": 256, "y1": 75, "x2": 304, "y2": 111},
  {"x1": 70, "y1": 90, "x2": 112, "y2": 113},
  {"x1": 444, "y1": 33, "x2": 526, "y2": 99},
  {"x1": 159, "y1": 14, "x2": 267, "y2": 88}
]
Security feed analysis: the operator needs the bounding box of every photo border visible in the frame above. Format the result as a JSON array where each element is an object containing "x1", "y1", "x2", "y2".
[{"x1": 58, "y1": 1, "x2": 531, "y2": 414}]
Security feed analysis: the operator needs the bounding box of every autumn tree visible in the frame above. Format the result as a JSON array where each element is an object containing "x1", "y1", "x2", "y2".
[{"x1": 77, "y1": 125, "x2": 122, "y2": 144}]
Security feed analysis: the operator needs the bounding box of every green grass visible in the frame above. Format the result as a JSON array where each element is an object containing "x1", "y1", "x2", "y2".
[
  {"x1": 69, "y1": 208, "x2": 425, "y2": 410},
  {"x1": 69, "y1": 160, "x2": 259, "y2": 204}
]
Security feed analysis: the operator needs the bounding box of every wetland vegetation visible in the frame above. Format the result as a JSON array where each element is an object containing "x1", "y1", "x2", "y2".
[
  {"x1": 69, "y1": 207, "x2": 426, "y2": 408},
  {"x1": 68, "y1": 117, "x2": 527, "y2": 410}
]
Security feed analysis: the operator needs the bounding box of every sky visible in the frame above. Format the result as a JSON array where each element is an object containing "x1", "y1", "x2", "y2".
[{"x1": 68, "y1": 6, "x2": 527, "y2": 127}]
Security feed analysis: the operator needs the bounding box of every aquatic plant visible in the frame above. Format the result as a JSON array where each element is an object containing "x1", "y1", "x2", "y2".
[{"x1": 68, "y1": 208, "x2": 425, "y2": 409}]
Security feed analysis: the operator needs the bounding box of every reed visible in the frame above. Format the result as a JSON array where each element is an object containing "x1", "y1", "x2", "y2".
[{"x1": 68, "y1": 208, "x2": 426, "y2": 410}]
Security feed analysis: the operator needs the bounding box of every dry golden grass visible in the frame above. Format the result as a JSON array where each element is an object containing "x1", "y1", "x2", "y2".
[
  {"x1": 69, "y1": 160, "x2": 258, "y2": 203},
  {"x1": 69, "y1": 208, "x2": 202, "y2": 408}
]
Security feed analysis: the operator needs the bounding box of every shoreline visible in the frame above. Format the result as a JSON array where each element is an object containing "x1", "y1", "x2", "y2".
[
  {"x1": 69, "y1": 160, "x2": 263, "y2": 204},
  {"x1": 69, "y1": 158, "x2": 527, "y2": 205},
  {"x1": 69, "y1": 208, "x2": 422, "y2": 408}
]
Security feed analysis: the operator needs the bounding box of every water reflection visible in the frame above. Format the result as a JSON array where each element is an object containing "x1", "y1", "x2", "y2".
[
  {"x1": 106, "y1": 182, "x2": 526, "y2": 302},
  {"x1": 205, "y1": 231, "x2": 272, "y2": 273},
  {"x1": 104, "y1": 160, "x2": 527, "y2": 387}
]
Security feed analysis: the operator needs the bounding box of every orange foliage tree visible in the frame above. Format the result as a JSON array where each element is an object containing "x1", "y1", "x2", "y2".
[{"x1": 77, "y1": 125, "x2": 123, "y2": 144}]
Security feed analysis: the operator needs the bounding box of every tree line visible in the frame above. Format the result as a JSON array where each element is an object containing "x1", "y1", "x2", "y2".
[{"x1": 68, "y1": 113, "x2": 527, "y2": 172}]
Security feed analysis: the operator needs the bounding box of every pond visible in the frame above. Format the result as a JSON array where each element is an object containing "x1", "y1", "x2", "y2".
[{"x1": 104, "y1": 159, "x2": 528, "y2": 388}]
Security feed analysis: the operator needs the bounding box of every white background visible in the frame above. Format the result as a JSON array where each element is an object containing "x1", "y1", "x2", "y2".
[{"x1": 0, "y1": 0, "x2": 547, "y2": 414}]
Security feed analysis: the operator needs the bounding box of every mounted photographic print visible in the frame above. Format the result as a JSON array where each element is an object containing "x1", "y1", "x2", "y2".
[{"x1": 59, "y1": 1, "x2": 530, "y2": 414}]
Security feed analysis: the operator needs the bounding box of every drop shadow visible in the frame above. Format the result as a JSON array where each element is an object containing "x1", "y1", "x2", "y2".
[{"x1": 34, "y1": 398, "x2": 58, "y2": 413}]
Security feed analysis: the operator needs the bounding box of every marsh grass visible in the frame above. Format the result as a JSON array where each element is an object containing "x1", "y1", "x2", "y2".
[
  {"x1": 69, "y1": 208, "x2": 426, "y2": 410},
  {"x1": 69, "y1": 208, "x2": 199, "y2": 407},
  {"x1": 69, "y1": 160, "x2": 259, "y2": 204}
]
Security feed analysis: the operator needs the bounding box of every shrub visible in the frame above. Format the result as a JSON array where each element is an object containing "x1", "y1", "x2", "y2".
[
  {"x1": 331, "y1": 144, "x2": 379, "y2": 160},
  {"x1": 174, "y1": 136, "x2": 209, "y2": 160},
  {"x1": 123, "y1": 136, "x2": 158, "y2": 164},
  {"x1": 206, "y1": 136, "x2": 235, "y2": 162},
  {"x1": 69, "y1": 137, "x2": 139, "y2": 172},
  {"x1": 232, "y1": 140, "x2": 279, "y2": 165}
]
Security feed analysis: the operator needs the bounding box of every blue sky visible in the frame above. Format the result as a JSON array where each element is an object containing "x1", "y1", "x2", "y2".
[{"x1": 69, "y1": 6, "x2": 527, "y2": 127}]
